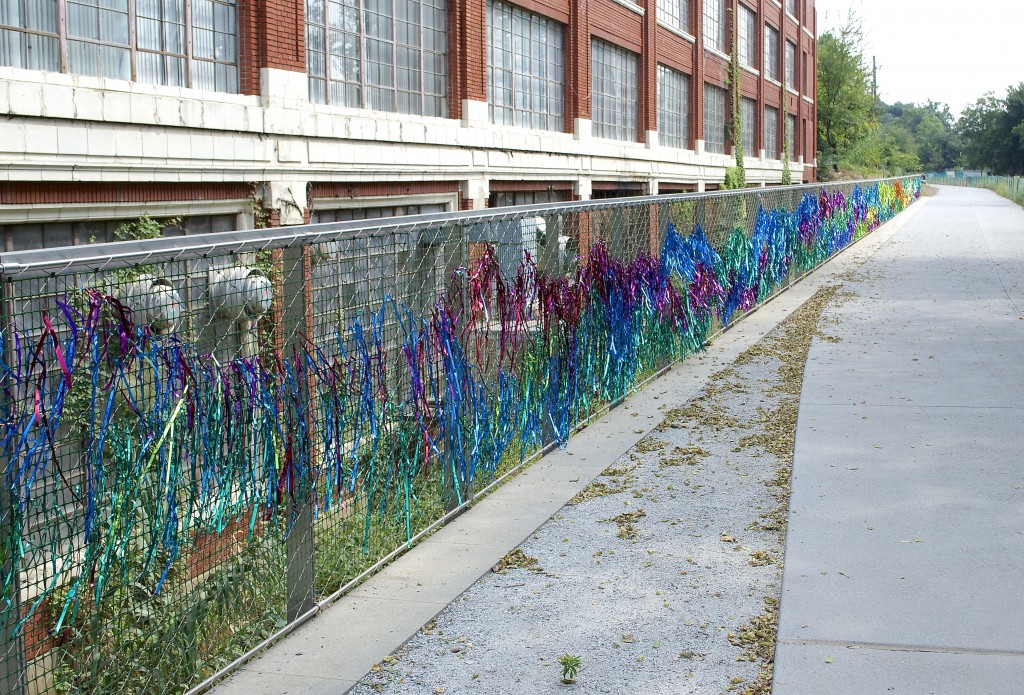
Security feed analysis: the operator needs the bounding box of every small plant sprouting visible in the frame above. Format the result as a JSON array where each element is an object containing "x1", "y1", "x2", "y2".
[{"x1": 558, "y1": 654, "x2": 582, "y2": 684}]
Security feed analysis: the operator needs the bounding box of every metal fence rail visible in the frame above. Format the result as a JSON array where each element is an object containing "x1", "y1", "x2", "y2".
[
  {"x1": 927, "y1": 173, "x2": 1024, "y2": 206},
  {"x1": 0, "y1": 176, "x2": 922, "y2": 694}
]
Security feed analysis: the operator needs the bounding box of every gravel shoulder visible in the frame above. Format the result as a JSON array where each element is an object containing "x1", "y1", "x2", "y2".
[{"x1": 350, "y1": 286, "x2": 842, "y2": 695}]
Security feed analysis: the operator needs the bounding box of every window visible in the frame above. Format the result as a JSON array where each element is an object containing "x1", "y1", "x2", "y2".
[
  {"x1": 487, "y1": 0, "x2": 564, "y2": 131},
  {"x1": 786, "y1": 0, "x2": 796, "y2": 17},
  {"x1": 785, "y1": 40, "x2": 796, "y2": 88},
  {"x1": 741, "y1": 97, "x2": 755, "y2": 155},
  {"x1": 657, "y1": 64, "x2": 690, "y2": 149},
  {"x1": 0, "y1": 0, "x2": 238, "y2": 90},
  {"x1": 657, "y1": 0, "x2": 689, "y2": 34},
  {"x1": 738, "y1": 4, "x2": 756, "y2": 69},
  {"x1": 702, "y1": 0, "x2": 726, "y2": 53},
  {"x1": 763, "y1": 25, "x2": 779, "y2": 81},
  {"x1": 306, "y1": 0, "x2": 448, "y2": 116},
  {"x1": 703, "y1": 83, "x2": 726, "y2": 154},
  {"x1": 591, "y1": 39, "x2": 638, "y2": 142},
  {"x1": 803, "y1": 50, "x2": 809, "y2": 93},
  {"x1": 2, "y1": 214, "x2": 238, "y2": 251},
  {"x1": 764, "y1": 105, "x2": 779, "y2": 158},
  {"x1": 786, "y1": 113, "x2": 796, "y2": 159}
]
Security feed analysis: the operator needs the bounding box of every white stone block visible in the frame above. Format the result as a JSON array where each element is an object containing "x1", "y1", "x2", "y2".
[
  {"x1": 0, "y1": 123, "x2": 27, "y2": 154},
  {"x1": 130, "y1": 94, "x2": 159, "y2": 124},
  {"x1": 265, "y1": 181, "x2": 307, "y2": 224},
  {"x1": 191, "y1": 133, "x2": 215, "y2": 160},
  {"x1": 179, "y1": 100, "x2": 204, "y2": 128},
  {"x1": 165, "y1": 131, "x2": 193, "y2": 159},
  {"x1": 277, "y1": 139, "x2": 306, "y2": 163},
  {"x1": 24, "y1": 122, "x2": 59, "y2": 153},
  {"x1": 645, "y1": 130, "x2": 658, "y2": 149},
  {"x1": 10, "y1": 82, "x2": 43, "y2": 117},
  {"x1": 41, "y1": 84, "x2": 75, "y2": 119},
  {"x1": 56, "y1": 124, "x2": 89, "y2": 155},
  {"x1": 155, "y1": 97, "x2": 181, "y2": 126},
  {"x1": 260, "y1": 68, "x2": 309, "y2": 106},
  {"x1": 141, "y1": 130, "x2": 168, "y2": 159},
  {"x1": 73, "y1": 88, "x2": 103, "y2": 121},
  {"x1": 243, "y1": 106, "x2": 265, "y2": 132},
  {"x1": 0, "y1": 80, "x2": 9, "y2": 114},
  {"x1": 574, "y1": 118, "x2": 591, "y2": 141},
  {"x1": 87, "y1": 126, "x2": 116, "y2": 156},
  {"x1": 461, "y1": 99, "x2": 488, "y2": 129},
  {"x1": 115, "y1": 128, "x2": 144, "y2": 157},
  {"x1": 101, "y1": 90, "x2": 131, "y2": 123}
]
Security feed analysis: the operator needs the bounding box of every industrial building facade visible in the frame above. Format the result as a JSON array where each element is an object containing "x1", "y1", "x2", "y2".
[{"x1": 0, "y1": 0, "x2": 817, "y2": 247}]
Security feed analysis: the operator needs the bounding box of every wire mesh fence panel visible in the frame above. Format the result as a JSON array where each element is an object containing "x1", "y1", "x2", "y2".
[{"x1": 0, "y1": 177, "x2": 922, "y2": 694}]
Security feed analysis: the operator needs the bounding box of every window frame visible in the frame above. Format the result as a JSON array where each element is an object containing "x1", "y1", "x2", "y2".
[
  {"x1": 0, "y1": 0, "x2": 239, "y2": 91},
  {"x1": 764, "y1": 104, "x2": 779, "y2": 159},
  {"x1": 703, "y1": 82, "x2": 726, "y2": 154},
  {"x1": 657, "y1": 0, "x2": 689, "y2": 35},
  {"x1": 590, "y1": 38, "x2": 639, "y2": 142},
  {"x1": 763, "y1": 24, "x2": 779, "y2": 82},
  {"x1": 785, "y1": 39, "x2": 796, "y2": 88},
  {"x1": 737, "y1": 4, "x2": 756, "y2": 69},
  {"x1": 656, "y1": 63, "x2": 690, "y2": 150},
  {"x1": 305, "y1": 0, "x2": 449, "y2": 117},
  {"x1": 786, "y1": 112, "x2": 796, "y2": 160},
  {"x1": 702, "y1": 0, "x2": 726, "y2": 53},
  {"x1": 486, "y1": 0, "x2": 565, "y2": 132},
  {"x1": 740, "y1": 96, "x2": 755, "y2": 156}
]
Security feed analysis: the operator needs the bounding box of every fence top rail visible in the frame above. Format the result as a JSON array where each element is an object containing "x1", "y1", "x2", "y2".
[{"x1": 0, "y1": 176, "x2": 915, "y2": 280}]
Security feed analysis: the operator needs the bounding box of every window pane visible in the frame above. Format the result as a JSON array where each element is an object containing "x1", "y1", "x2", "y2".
[
  {"x1": 764, "y1": 25, "x2": 779, "y2": 81},
  {"x1": 702, "y1": 0, "x2": 725, "y2": 52},
  {"x1": 656, "y1": 0, "x2": 688, "y2": 34},
  {"x1": 738, "y1": 5, "x2": 756, "y2": 68},
  {"x1": 487, "y1": 0, "x2": 564, "y2": 131},
  {"x1": 741, "y1": 96, "x2": 755, "y2": 155},
  {"x1": 591, "y1": 39, "x2": 637, "y2": 141},
  {"x1": 764, "y1": 105, "x2": 778, "y2": 158},
  {"x1": 657, "y1": 64, "x2": 689, "y2": 149},
  {"x1": 191, "y1": 0, "x2": 237, "y2": 93},
  {"x1": 703, "y1": 83, "x2": 726, "y2": 153}
]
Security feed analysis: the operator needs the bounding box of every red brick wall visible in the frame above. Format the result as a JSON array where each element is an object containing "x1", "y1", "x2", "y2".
[
  {"x1": 0, "y1": 183, "x2": 252, "y2": 205},
  {"x1": 309, "y1": 181, "x2": 461, "y2": 200}
]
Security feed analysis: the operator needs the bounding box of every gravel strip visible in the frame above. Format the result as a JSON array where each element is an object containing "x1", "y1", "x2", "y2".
[{"x1": 350, "y1": 286, "x2": 841, "y2": 695}]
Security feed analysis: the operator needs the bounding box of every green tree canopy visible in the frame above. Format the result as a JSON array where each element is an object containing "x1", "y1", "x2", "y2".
[
  {"x1": 958, "y1": 84, "x2": 1024, "y2": 175},
  {"x1": 816, "y1": 14, "x2": 876, "y2": 173}
]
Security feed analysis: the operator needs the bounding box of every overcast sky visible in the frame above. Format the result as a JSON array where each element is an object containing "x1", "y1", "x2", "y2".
[{"x1": 813, "y1": 0, "x2": 1024, "y2": 116}]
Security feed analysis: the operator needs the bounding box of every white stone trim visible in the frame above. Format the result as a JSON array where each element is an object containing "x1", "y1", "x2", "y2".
[
  {"x1": 802, "y1": 25, "x2": 815, "y2": 41},
  {"x1": 656, "y1": 20, "x2": 695, "y2": 43},
  {"x1": 608, "y1": 0, "x2": 644, "y2": 16},
  {"x1": 0, "y1": 199, "x2": 250, "y2": 225},
  {"x1": 802, "y1": 95, "x2": 814, "y2": 105},
  {"x1": 310, "y1": 193, "x2": 459, "y2": 213}
]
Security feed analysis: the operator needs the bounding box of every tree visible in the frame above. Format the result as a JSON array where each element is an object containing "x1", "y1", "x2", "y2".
[
  {"x1": 884, "y1": 101, "x2": 960, "y2": 172},
  {"x1": 816, "y1": 13, "x2": 876, "y2": 174},
  {"x1": 958, "y1": 84, "x2": 1024, "y2": 175}
]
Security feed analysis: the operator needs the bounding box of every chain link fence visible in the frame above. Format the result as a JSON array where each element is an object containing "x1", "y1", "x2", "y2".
[{"x1": 0, "y1": 176, "x2": 921, "y2": 695}]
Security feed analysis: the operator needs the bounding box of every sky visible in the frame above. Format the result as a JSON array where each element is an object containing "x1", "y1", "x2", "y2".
[{"x1": 813, "y1": 0, "x2": 1024, "y2": 117}]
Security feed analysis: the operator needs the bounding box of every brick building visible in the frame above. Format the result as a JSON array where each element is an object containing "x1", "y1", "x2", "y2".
[{"x1": 0, "y1": 0, "x2": 817, "y2": 246}]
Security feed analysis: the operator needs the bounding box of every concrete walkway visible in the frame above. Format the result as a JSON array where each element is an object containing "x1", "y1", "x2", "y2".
[
  {"x1": 773, "y1": 185, "x2": 1024, "y2": 693},
  {"x1": 210, "y1": 197, "x2": 927, "y2": 695}
]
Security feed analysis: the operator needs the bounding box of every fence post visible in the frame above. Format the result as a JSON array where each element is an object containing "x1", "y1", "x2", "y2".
[
  {"x1": 281, "y1": 245, "x2": 316, "y2": 622},
  {"x1": 1, "y1": 278, "x2": 28, "y2": 695}
]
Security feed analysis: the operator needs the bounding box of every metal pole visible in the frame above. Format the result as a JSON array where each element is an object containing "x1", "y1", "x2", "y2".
[
  {"x1": 1, "y1": 277, "x2": 28, "y2": 695},
  {"x1": 281, "y1": 245, "x2": 316, "y2": 623}
]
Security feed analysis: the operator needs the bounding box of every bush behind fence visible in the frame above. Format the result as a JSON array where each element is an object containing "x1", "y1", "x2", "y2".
[{"x1": 0, "y1": 177, "x2": 921, "y2": 694}]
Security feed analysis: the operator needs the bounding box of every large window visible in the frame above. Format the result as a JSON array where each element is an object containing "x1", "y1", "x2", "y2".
[
  {"x1": 306, "y1": 0, "x2": 447, "y2": 116},
  {"x1": 764, "y1": 25, "x2": 779, "y2": 81},
  {"x1": 657, "y1": 64, "x2": 689, "y2": 149},
  {"x1": 786, "y1": 113, "x2": 796, "y2": 159},
  {"x1": 738, "y1": 4, "x2": 756, "y2": 69},
  {"x1": 764, "y1": 105, "x2": 779, "y2": 158},
  {"x1": 657, "y1": 0, "x2": 689, "y2": 34},
  {"x1": 2, "y1": 214, "x2": 238, "y2": 251},
  {"x1": 741, "y1": 97, "x2": 755, "y2": 155},
  {"x1": 785, "y1": 40, "x2": 796, "y2": 88},
  {"x1": 0, "y1": 0, "x2": 238, "y2": 90},
  {"x1": 591, "y1": 39, "x2": 638, "y2": 142},
  {"x1": 786, "y1": 0, "x2": 797, "y2": 17},
  {"x1": 702, "y1": 0, "x2": 726, "y2": 53},
  {"x1": 487, "y1": 0, "x2": 564, "y2": 131},
  {"x1": 703, "y1": 83, "x2": 726, "y2": 154}
]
